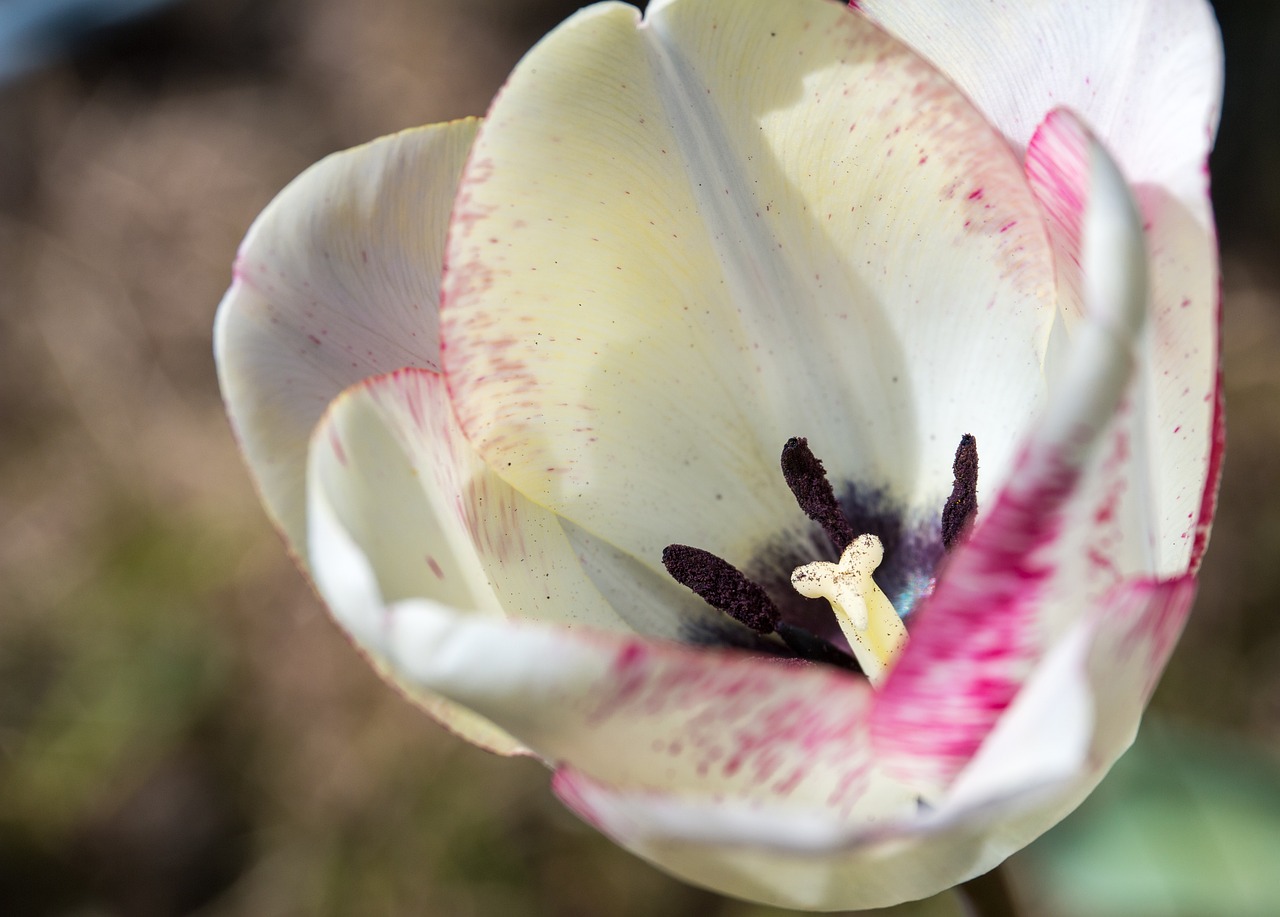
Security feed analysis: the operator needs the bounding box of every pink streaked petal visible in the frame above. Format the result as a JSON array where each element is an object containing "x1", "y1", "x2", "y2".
[
  {"x1": 1026, "y1": 110, "x2": 1156, "y2": 587},
  {"x1": 215, "y1": 120, "x2": 477, "y2": 552},
  {"x1": 313, "y1": 367, "x2": 753, "y2": 644},
  {"x1": 311, "y1": 368, "x2": 631, "y2": 634},
  {"x1": 871, "y1": 117, "x2": 1148, "y2": 791},
  {"x1": 363, "y1": 599, "x2": 884, "y2": 809},
  {"x1": 552, "y1": 614, "x2": 1093, "y2": 849},
  {"x1": 544, "y1": 622, "x2": 1095, "y2": 913},
  {"x1": 1087, "y1": 574, "x2": 1198, "y2": 758},
  {"x1": 603, "y1": 579, "x2": 1184, "y2": 912},
  {"x1": 936, "y1": 616, "x2": 1093, "y2": 814},
  {"x1": 306, "y1": 399, "x2": 527, "y2": 756},
  {"x1": 856, "y1": 0, "x2": 1224, "y2": 575},
  {"x1": 1026, "y1": 108, "x2": 1092, "y2": 340},
  {"x1": 1027, "y1": 107, "x2": 1221, "y2": 577},
  {"x1": 851, "y1": 0, "x2": 1223, "y2": 201},
  {"x1": 961, "y1": 576, "x2": 1201, "y2": 871},
  {"x1": 1136, "y1": 183, "x2": 1222, "y2": 574}
]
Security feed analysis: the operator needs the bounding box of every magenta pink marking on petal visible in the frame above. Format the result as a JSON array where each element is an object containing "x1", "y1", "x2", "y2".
[
  {"x1": 1025, "y1": 110, "x2": 1091, "y2": 331},
  {"x1": 1190, "y1": 345, "x2": 1225, "y2": 573},
  {"x1": 328, "y1": 427, "x2": 347, "y2": 466},
  {"x1": 1027, "y1": 117, "x2": 1087, "y2": 229},
  {"x1": 584, "y1": 640, "x2": 873, "y2": 803},
  {"x1": 1097, "y1": 575, "x2": 1198, "y2": 700},
  {"x1": 551, "y1": 767, "x2": 607, "y2": 831},
  {"x1": 870, "y1": 107, "x2": 1195, "y2": 787},
  {"x1": 870, "y1": 444, "x2": 1080, "y2": 789}
]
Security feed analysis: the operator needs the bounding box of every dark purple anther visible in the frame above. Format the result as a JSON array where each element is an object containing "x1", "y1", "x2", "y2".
[
  {"x1": 662, "y1": 544, "x2": 781, "y2": 634},
  {"x1": 941, "y1": 433, "x2": 979, "y2": 551},
  {"x1": 780, "y1": 437, "x2": 855, "y2": 553}
]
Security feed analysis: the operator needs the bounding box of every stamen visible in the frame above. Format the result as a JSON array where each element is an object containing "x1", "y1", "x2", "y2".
[
  {"x1": 780, "y1": 437, "x2": 855, "y2": 552},
  {"x1": 663, "y1": 544, "x2": 862, "y2": 673},
  {"x1": 791, "y1": 533, "x2": 908, "y2": 688},
  {"x1": 662, "y1": 544, "x2": 780, "y2": 634},
  {"x1": 941, "y1": 433, "x2": 979, "y2": 551}
]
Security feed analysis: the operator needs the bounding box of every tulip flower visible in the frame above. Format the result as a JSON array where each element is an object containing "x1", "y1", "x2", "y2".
[{"x1": 214, "y1": 0, "x2": 1223, "y2": 909}]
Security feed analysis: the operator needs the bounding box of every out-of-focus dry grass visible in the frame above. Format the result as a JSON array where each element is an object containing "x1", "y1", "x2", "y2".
[{"x1": 0, "y1": 1, "x2": 1277, "y2": 915}]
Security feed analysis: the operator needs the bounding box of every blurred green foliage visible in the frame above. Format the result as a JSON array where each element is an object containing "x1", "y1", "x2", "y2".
[{"x1": 1024, "y1": 723, "x2": 1280, "y2": 916}]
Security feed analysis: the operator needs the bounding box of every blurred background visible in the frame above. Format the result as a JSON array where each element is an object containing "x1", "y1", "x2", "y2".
[{"x1": 0, "y1": 1, "x2": 1277, "y2": 915}]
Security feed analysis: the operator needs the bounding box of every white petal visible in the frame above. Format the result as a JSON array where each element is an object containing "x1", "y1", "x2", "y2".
[
  {"x1": 852, "y1": 0, "x2": 1223, "y2": 195},
  {"x1": 215, "y1": 120, "x2": 477, "y2": 551},
  {"x1": 441, "y1": 0, "x2": 1056, "y2": 574},
  {"x1": 871, "y1": 114, "x2": 1148, "y2": 792},
  {"x1": 856, "y1": 0, "x2": 1225, "y2": 575}
]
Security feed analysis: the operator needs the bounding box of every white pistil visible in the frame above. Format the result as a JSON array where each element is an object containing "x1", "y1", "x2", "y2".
[{"x1": 790, "y1": 534, "x2": 908, "y2": 688}]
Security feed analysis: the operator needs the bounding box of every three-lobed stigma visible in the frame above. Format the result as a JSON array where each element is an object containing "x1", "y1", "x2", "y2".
[{"x1": 791, "y1": 533, "x2": 906, "y2": 687}]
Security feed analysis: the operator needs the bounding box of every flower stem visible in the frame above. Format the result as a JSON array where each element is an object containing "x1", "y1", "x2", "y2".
[{"x1": 959, "y1": 864, "x2": 1020, "y2": 917}]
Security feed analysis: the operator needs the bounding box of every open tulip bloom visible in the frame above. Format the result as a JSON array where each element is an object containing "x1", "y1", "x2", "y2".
[{"x1": 215, "y1": 0, "x2": 1224, "y2": 910}]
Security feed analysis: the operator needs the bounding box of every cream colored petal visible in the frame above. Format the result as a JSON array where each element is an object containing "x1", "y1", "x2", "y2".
[
  {"x1": 441, "y1": 0, "x2": 1056, "y2": 576},
  {"x1": 314, "y1": 366, "x2": 757, "y2": 644},
  {"x1": 307, "y1": 420, "x2": 525, "y2": 756},
  {"x1": 1134, "y1": 183, "x2": 1223, "y2": 575},
  {"x1": 304, "y1": 368, "x2": 647, "y2": 755},
  {"x1": 215, "y1": 120, "x2": 477, "y2": 552},
  {"x1": 310, "y1": 369, "x2": 636, "y2": 635},
  {"x1": 560, "y1": 516, "x2": 771, "y2": 645}
]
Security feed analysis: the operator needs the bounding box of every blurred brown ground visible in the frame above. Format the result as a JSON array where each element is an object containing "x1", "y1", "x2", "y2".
[{"x1": 0, "y1": 1, "x2": 1277, "y2": 915}]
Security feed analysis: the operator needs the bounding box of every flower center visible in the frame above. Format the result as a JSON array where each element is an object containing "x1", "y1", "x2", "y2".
[{"x1": 663, "y1": 435, "x2": 978, "y2": 686}]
